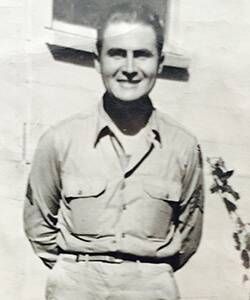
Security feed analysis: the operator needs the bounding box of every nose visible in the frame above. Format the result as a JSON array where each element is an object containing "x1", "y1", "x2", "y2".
[
  {"x1": 122, "y1": 52, "x2": 137, "y2": 80},
  {"x1": 122, "y1": 71, "x2": 137, "y2": 81}
]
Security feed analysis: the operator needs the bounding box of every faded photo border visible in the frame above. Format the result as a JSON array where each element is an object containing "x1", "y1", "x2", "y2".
[{"x1": 0, "y1": 0, "x2": 250, "y2": 299}]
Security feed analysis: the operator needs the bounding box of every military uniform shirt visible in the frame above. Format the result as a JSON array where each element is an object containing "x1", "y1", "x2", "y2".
[{"x1": 24, "y1": 102, "x2": 204, "y2": 270}]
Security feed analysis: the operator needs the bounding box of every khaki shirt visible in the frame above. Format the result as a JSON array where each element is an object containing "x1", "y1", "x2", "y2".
[{"x1": 24, "y1": 102, "x2": 204, "y2": 270}]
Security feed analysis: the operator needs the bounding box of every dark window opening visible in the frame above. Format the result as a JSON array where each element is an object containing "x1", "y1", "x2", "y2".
[{"x1": 53, "y1": 0, "x2": 167, "y2": 29}]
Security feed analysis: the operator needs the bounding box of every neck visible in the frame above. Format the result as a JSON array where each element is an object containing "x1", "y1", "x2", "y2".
[{"x1": 103, "y1": 93, "x2": 154, "y2": 135}]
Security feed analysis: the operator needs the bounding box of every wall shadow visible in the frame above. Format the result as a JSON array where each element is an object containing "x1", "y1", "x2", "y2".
[
  {"x1": 47, "y1": 44, "x2": 189, "y2": 82},
  {"x1": 47, "y1": 44, "x2": 95, "y2": 68},
  {"x1": 159, "y1": 66, "x2": 189, "y2": 82}
]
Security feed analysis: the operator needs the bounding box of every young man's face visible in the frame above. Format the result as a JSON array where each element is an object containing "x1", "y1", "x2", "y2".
[{"x1": 96, "y1": 22, "x2": 163, "y2": 102}]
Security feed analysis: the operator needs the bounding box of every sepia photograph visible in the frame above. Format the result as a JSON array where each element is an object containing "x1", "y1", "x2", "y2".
[{"x1": 0, "y1": 0, "x2": 250, "y2": 299}]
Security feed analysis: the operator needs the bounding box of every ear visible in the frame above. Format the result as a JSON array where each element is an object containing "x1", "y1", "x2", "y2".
[
  {"x1": 158, "y1": 54, "x2": 165, "y2": 74},
  {"x1": 93, "y1": 45, "x2": 101, "y2": 73}
]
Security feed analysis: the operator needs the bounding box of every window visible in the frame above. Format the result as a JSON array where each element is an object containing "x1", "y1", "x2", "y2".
[
  {"x1": 44, "y1": 0, "x2": 189, "y2": 68},
  {"x1": 53, "y1": 0, "x2": 166, "y2": 28}
]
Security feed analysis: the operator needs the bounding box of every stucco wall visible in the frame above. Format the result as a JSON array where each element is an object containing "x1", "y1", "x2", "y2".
[{"x1": 0, "y1": 1, "x2": 250, "y2": 299}]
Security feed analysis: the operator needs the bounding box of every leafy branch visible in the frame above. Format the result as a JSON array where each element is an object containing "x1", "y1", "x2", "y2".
[{"x1": 207, "y1": 157, "x2": 250, "y2": 285}]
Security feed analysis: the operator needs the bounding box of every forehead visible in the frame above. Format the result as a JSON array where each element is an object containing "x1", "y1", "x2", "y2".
[{"x1": 102, "y1": 22, "x2": 157, "y2": 51}]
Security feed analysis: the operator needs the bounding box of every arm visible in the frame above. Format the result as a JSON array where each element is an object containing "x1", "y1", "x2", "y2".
[
  {"x1": 23, "y1": 129, "x2": 61, "y2": 268},
  {"x1": 174, "y1": 143, "x2": 204, "y2": 271}
]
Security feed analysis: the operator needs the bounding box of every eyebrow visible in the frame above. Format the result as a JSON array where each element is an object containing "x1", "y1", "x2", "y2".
[
  {"x1": 134, "y1": 49, "x2": 154, "y2": 58},
  {"x1": 106, "y1": 48, "x2": 154, "y2": 58},
  {"x1": 107, "y1": 48, "x2": 126, "y2": 57}
]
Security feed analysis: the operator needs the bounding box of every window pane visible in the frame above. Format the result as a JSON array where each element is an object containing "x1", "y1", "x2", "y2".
[{"x1": 53, "y1": 0, "x2": 167, "y2": 28}]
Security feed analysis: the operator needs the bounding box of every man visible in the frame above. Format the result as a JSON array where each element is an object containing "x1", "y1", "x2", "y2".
[{"x1": 24, "y1": 2, "x2": 204, "y2": 299}]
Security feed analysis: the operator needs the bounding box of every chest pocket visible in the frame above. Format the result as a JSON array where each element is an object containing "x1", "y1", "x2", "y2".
[
  {"x1": 141, "y1": 177, "x2": 182, "y2": 239},
  {"x1": 62, "y1": 177, "x2": 107, "y2": 235},
  {"x1": 144, "y1": 178, "x2": 181, "y2": 202},
  {"x1": 63, "y1": 178, "x2": 106, "y2": 202}
]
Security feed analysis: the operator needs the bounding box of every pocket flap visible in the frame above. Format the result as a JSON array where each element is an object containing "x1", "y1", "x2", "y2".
[
  {"x1": 63, "y1": 176, "x2": 107, "y2": 198},
  {"x1": 143, "y1": 177, "x2": 181, "y2": 202}
]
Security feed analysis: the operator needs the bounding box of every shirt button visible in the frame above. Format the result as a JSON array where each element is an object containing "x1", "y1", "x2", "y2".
[
  {"x1": 78, "y1": 190, "x2": 82, "y2": 195},
  {"x1": 122, "y1": 204, "x2": 127, "y2": 210},
  {"x1": 122, "y1": 233, "x2": 126, "y2": 238}
]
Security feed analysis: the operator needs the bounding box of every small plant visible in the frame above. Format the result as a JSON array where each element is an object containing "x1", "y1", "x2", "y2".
[{"x1": 207, "y1": 157, "x2": 250, "y2": 296}]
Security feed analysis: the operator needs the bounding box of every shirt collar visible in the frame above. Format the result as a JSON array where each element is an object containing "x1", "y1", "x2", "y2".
[{"x1": 94, "y1": 100, "x2": 162, "y2": 148}]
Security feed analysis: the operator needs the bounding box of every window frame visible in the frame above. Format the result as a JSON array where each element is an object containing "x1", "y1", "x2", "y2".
[{"x1": 44, "y1": 0, "x2": 190, "y2": 68}]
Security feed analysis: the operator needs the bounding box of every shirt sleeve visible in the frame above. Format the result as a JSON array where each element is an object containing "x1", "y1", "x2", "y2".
[
  {"x1": 173, "y1": 142, "x2": 204, "y2": 271},
  {"x1": 23, "y1": 129, "x2": 61, "y2": 268}
]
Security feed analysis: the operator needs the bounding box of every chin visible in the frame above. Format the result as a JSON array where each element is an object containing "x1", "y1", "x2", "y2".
[
  {"x1": 117, "y1": 96, "x2": 143, "y2": 102},
  {"x1": 114, "y1": 91, "x2": 147, "y2": 102}
]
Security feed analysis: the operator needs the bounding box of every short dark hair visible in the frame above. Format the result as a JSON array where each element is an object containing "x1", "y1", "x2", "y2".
[{"x1": 96, "y1": 1, "x2": 164, "y2": 56}]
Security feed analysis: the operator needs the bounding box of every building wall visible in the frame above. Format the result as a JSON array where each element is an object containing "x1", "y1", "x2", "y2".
[{"x1": 0, "y1": 1, "x2": 250, "y2": 299}]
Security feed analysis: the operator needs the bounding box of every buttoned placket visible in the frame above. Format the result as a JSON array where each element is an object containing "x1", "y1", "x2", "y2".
[
  {"x1": 109, "y1": 129, "x2": 161, "y2": 242},
  {"x1": 95, "y1": 107, "x2": 162, "y2": 246},
  {"x1": 109, "y1": 134, "x2": 129, "y2": 242},
  {"x1": 95, "y1": 132, "x2": 128, "y2": 245}
]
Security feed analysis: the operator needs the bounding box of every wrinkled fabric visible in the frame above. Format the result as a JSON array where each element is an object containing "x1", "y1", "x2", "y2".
[
  {"x1": 23, "y1": 102, "x2": 204, "y2": 270},
  {"x1": 45, "y1": 254, "x2": 180, "y2": 300}
]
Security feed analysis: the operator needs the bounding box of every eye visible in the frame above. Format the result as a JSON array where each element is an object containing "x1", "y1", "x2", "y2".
[
  {"x1": 107, "y1": 48, "x2": 127, "y2": 58},
  {"x1": 134, "y1": 49, "x2": 154, "y2": 59}
]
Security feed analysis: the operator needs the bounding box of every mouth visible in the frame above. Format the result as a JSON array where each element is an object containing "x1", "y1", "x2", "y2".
[{"x1": 117, "y1": 79, "x2": 141, "y2": 86}]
